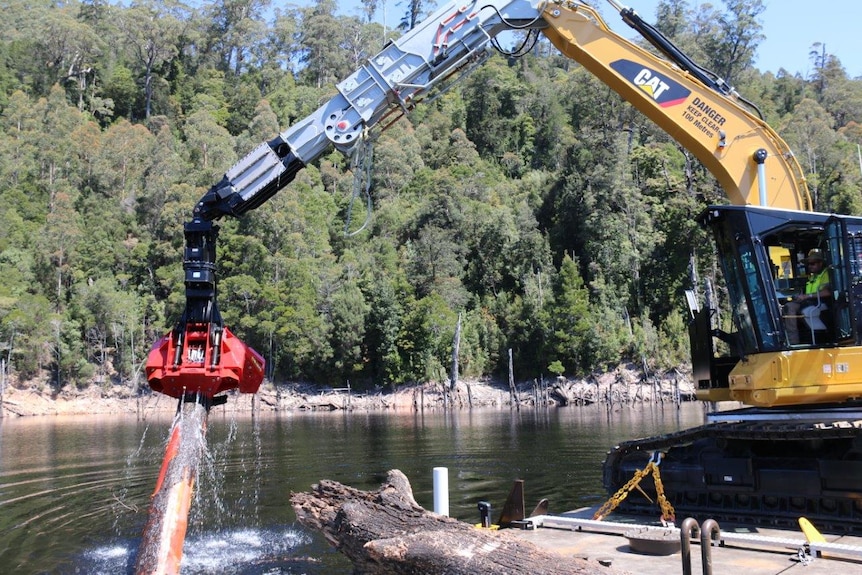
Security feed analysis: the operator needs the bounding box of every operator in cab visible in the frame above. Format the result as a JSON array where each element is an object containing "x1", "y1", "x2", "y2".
[{"x1": 784, "y1": 248, "x2": 831, "y2": 344}]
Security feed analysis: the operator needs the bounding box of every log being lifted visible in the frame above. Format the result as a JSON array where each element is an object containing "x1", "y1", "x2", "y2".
[
  {"x1": 290, "y1": 470, "x2": 630, "y2": 575},
  {"x1": 135, "y1": 400, "x2": 208, "y2": 574}
]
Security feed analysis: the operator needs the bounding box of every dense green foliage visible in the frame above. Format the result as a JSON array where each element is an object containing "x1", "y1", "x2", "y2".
[{"x1": 1, "y1": 0, "x2": 861, "y2": 392}]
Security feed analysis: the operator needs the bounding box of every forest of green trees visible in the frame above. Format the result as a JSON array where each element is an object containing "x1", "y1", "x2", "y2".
[{"x1": 1, "y1": 0, "x2": 861, "y2": 394}]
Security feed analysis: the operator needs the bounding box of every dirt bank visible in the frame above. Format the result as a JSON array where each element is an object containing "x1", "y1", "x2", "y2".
[{"x1": 0, "y1": 364, "x2": 695, "y2": 418}]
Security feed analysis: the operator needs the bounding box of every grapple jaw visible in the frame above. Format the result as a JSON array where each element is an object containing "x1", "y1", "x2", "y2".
[{"x1": 146, "y1": 324, "x2": 264, "y2": 399}]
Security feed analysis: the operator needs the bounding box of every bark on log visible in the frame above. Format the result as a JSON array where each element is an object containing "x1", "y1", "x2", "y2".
[{"x1": 290, "y1": 469, "x2": 630, "y2": 575}]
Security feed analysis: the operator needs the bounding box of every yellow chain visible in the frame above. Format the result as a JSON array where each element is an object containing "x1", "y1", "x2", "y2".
[
  {"x1": 593, "y1": 462, "x2": 655, "y2": 520},
  {"x1": 593, "y1": 458, "x2": 675, "y2": 524},
  {"x1": 651, "y1": 462, "x2": 676, "y2": 524}
]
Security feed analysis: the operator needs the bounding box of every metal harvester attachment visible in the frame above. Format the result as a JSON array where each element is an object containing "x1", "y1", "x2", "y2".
[
  {"x1": 140, "y1": 321, "x2": 263, "y2": 574},
  {"x1": 145, "y1": 325, "x2": 264, "y2": 400},
  {"x1": 145, "y1": 219, "x2": 265, "y2": 401}
]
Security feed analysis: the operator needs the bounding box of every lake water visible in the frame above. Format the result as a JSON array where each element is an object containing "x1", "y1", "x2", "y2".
[{"x1": 0, "y1": 401, "x2": 708, "y2": 574}]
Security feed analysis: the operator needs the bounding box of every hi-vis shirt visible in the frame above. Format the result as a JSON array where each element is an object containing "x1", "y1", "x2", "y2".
[{"x1": 805, "y1": 268, "x2": 829, "y2": 295}]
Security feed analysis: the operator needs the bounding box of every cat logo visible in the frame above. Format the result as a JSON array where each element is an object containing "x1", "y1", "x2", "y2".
[
  {"x1": 634, "y1": 69, "x2": 670, "y2": 99},
  {"x1": 610, "y1": 59, "x2": 690, "y2": 108}
]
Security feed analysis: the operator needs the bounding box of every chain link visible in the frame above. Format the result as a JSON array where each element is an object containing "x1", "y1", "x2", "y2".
[{"x1": 594, "y1": 457, "x2": 676, "y2": 524}]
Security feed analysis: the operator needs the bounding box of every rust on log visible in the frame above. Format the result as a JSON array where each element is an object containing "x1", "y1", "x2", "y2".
[{"x1": 290, "y1": 469, "x2": 630, "y2": 575}]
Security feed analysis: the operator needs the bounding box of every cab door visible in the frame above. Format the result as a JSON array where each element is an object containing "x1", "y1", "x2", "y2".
[{"x1": 824, "y1": 216, "x2": 861, "y2": 345}]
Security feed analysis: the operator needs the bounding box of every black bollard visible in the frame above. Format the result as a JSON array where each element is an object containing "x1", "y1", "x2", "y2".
[{"x1": 478, "y1": 501, "x2": 492, "y2": 528}]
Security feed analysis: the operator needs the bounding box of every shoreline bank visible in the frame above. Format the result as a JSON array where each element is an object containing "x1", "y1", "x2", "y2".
[{"x1": 0, "y1": 365, "x2": 695, "y2": 418}]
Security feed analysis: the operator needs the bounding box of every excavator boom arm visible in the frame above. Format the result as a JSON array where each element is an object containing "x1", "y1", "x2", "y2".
[
  {"x1": 540, "y1": 1, "x2": 809, "y2": 210},
  {"x1": 140, "y1": 0, "x2": 862, "y2": 535},
  {"x1": 194, "y1": 0, "x2": 810, "y2": 222}
]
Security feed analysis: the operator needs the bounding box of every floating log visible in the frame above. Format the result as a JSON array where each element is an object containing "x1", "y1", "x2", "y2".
[{"x1": 290, "y1": 469, "x2": 630, "y2": 575}]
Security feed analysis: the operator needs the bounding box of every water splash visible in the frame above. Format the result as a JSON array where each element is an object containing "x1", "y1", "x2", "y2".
[
  {"x1": 77, "y1": 527, "x2": 313, "y2": 575},
  {"x1": 112, "y1": 419, "x2": 156, "y2": 533}
]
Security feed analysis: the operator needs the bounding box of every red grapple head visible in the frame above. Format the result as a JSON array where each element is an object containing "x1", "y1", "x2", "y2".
[{"x1": 146, "y1": 325, "x2": 264, "y2": 399}]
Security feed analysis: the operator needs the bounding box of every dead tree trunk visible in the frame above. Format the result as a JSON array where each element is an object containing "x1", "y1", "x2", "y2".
[
  {"x1": 450, "y1": 312, "x2": 461, "y2": 392},
  {"x1": 0, "y1": 357, "x2": 5, "y2": 418},
  {"x1": 291, "y1": 470, "x2": 628, "y2": 575},
  {"x1": 550, "y1": 383, "x2": 570, "y2": 406},
  {"x1": 507, "y1": 348, "x2": 519, "y2": 411}
]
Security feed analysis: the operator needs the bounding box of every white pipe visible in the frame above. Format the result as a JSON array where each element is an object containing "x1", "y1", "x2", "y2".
[
  {"x1": 754, "y1": 149, "x2": 768, "y2": 206},
  {"x1": 757, "y1": 162, "x2": 768, "y2": 206},
  {"x1": 433, "y1": 467, "x2": 449, "y2": 516}
]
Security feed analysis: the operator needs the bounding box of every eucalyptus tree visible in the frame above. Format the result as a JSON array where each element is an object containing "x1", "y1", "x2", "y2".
[
  {"x1": 297, "y1": 0, "x2": 355, "y2": 89},
  {"x1": 257, "y1": 8, "x2": 300, "y2": 83},
  {"x1": 204, "y1": 0, "x2": 271, "y2": 77},
  {"x1": 780, "y1": 98, "x2": 839, "y2": 211},
  {"x1": 807, "y1": 47, "x2": 862, "y2": 131},
  {"x1": 0, "y1": 208, "x2": 40, "y2": 382},
  {"x1": 653, "y1": 0, "x2": 689, "y2": 40},
  {"x1": 399, "y1": 0, "x2": 434, "y2": 31},
  {"x1": 692, "y1": 0, "x2": 764, "y2": 87},
  {"x1": 182, "y1": 101, "x2": 238, "y2": 186},
  {"x1": 38, "y1": 86, "x2": 90, "y2": 213},
  {"x1": 763, "y1": 70, "x2": 807, "y2": 119},
  {"x1": 74, "y1": 277, "x2": 143, "y2": 385},
  {"x1": 137, "y1": 122, "x2": 187, "y2": 236},
  {"x1": 117, "y1": 0, "x2": 190, "y2": 118},
  {"x1": 37, "y1": 2, "x2": 105, "y2": 111},
  {"x1": 0, "y1": 91, "x2": 41, "y2": 196},
  {"x1": 369, "y1": 119, "x2": 426, "y2": 198},
  {"x1": 399, "y1": 292, "x2": 457, "y2": 383},
  {"x1": 809, "y1": 42, "x2": 836, "y2": 99},
  {"x1": 0, "y1": 293, "x2": 53, "y2": 380},
  {"x1": 235, "y1": 98, "x2": 281, "y2": 158},
  {"x1": 92, "y1": 119, "x2": 155, "y2": 209}
]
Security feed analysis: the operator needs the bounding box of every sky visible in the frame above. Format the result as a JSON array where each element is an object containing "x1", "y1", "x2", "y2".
[
  {"x1": 625, "y1": 0, "x2": 860, "y2": 79},
  {"x1": 337, "y1": 0, "x2": 860, "y2": 80}
]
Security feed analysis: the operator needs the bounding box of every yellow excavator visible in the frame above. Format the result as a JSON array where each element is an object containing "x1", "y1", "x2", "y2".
[{"x1": 145, "y1": 0, "x2": 862, "y2": 536}]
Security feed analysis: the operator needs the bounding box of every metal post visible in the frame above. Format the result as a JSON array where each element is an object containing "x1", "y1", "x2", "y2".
[
  {"x1": 700, "y1": 518, "x2": 721, "y2": 575},
  {"x1": 680, "y1": 517, "x2": 699, "y2": 575},
  {"x1": 754, "y1": 149, "x2": 768, "y2": 206},
  {"x1": 433, "y1": 467, "x2": 449, "y2": 516}
]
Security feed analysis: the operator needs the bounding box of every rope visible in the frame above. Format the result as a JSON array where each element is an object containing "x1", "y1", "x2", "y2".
[{"x1": 344, "y1": 135, "x2": 374, "y2": 237}]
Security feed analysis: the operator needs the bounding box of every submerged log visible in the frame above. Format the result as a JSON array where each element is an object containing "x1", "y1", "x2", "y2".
[{"x1": 290, "y1": 469, "x2": 629, "y2": 575}]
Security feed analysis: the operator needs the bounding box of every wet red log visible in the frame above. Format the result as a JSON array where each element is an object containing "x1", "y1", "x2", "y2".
[
  {"x1": 290, "y1": 469, "x2": 630, "y2": 575},
  {"x1": 135, "y1": 401, "x2": 208, "y2": 575}
]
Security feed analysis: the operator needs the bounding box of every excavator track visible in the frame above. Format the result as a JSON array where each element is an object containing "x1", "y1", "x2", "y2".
[{"x1": 602, "y1": 417, "x2": 862, "y2": 533}]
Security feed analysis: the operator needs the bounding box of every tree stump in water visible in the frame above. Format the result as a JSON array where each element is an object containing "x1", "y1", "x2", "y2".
[{"x1": 290, "y1": 469, "x2": 629, "y2": 575}]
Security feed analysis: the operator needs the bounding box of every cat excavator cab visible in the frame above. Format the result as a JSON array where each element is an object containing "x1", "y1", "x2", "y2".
[{"x1": 144, "y1": 0, "x2": 862, "y2": 529}]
